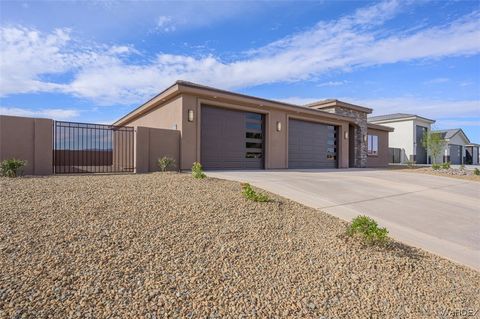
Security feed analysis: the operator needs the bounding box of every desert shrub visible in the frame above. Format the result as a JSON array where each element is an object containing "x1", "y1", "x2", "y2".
[
  {"x1": 0, "y1": 158, "x2": 27, "y2": 177},
  {"x1": 241, "y1": 183, "x2": 270, "y2": 202},
  {"x1": 432, "y1": 163, "x2": 441, "y2": 170},
  {"x1": 157, "y1": 156, "x2": 176, "y2": 172},
  {"x1": 405, "y1": 160, "x2": 416, "y2": 168},
  {"x1": 474, "y1": 168, "x2": 480, "y2": 176},
  {"x1": 346, "y1": 215, "x2": 389, "y2": 245},
  {"x1": 191, "y1": 162, "x2": 206, "y2": 179},
  {"x1": 441, "y1": 161, "x2": 451, "y2": 169}
]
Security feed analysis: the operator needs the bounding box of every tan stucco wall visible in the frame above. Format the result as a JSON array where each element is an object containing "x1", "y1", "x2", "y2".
[
  {"x1": 128, "y1": 95, "x2": 183, "y2": 130},
  {"x1": 366, "y1": 128, "x2": 390, "y2": 167},
  {"x1": 0, "y1": 115, "x2": 53, "y2": 175},
  {"x1": 135, "y1": 126, "x2": 180, "y2": 173},
  {"x1": 182, "y1": 94, "x2": 351, "y2": 170},
  {"x1": 124, "y1": 93, "x2": 353, "y2": 170}
]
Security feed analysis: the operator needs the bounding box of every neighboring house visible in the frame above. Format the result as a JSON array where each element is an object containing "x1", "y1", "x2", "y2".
[
  {"x1": 114, "y1": 81, "x2": 393, "y2": 170},
  {"x1": 432, "y1": 129, "x2": 470, "y2": 165},
  {"x1": 465, "y1": 143, "x2": 479, "y2": 165},
  {"x1": 368, "y1": 113, "x2": 435, "y2": 164}
]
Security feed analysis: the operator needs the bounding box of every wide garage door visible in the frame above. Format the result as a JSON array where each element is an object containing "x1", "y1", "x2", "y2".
[
  {"x1": 288, "y1": 119, "x2": 337, "y2": 169},
  {"x1": 449, "y1": 144, "x2": 462, "y2": 164},
  {"x1": 201, "y1": 105, "x2": 264, "y2": 169}
]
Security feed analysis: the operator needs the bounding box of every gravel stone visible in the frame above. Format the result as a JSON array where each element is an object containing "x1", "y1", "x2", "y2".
[
  {"x1": 397, "y1": 167, "x2": 480, "y2": 182},
  {"x1": 0, "y1": 172, "x2": 479, "y2": 318}
]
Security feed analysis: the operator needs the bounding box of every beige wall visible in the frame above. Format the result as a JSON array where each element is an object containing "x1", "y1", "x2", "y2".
[
  {"x1": 0, "y1": 115, "x2": 53, "y2": 175},
  {"x1": 124, "y1": 93, "x2": 353, "y2": 170},
  {"x1": 112, "y1": 129, "x2": 135, "y2": 172},
  {"x1": 135, "y1": 126, "x2": 180, "y2": 173},
  {"x1": 128, "y1": 95, "x2": 183, "y2": 130},
  {"x1": 183, "y1": 94, "x2": 351, "y2": 170},
  {"x1": 366, "y1": 128, "x2": 390, "y2": 167}
]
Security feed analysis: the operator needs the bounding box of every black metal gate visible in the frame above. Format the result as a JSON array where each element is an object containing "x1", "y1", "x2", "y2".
[{"x1": 53, "y1": 121, "x2": 134, "y2": 174}]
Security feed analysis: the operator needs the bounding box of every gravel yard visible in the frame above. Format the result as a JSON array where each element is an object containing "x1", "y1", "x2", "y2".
[
  {"x1": 1, "y1": 173, "x2": 479, "y2": 318},
  {"x1": 393, "y1": 166, "x2": 480, "y2": 182}
]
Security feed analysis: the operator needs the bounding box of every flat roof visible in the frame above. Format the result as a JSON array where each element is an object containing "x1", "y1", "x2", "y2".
[
  {"x1": 305, "y1": 99, "x2": 373, "y2": 114},
  {"x1": 368, "y1": 113, "x2": 435, "y2": 124},
  {"x1": 114, "y1": 80, "x2": 363, "y2": 126},
  {"x1": 367, "y1": 123, "x2": 394, "y2": 132}
]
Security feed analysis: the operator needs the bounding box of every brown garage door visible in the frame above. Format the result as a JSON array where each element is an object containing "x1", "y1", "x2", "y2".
[
  {"x1": 201, "y1": 105, "x2": 264, "y2": 169},
  {"x1": 288, "y1": 119, "x2": 337, "y2": 169}
]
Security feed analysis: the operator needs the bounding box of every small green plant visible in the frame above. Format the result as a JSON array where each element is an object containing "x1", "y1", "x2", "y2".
[
  {"x1": 459, "y1": 164, "x2": 465, "y2": 171},
  {"x1": 405, "y1": 160, "x2": 416, "y2": 168},
  {"x1": 191, "y1": 162, "x2": 206, "y2": 179},
  {"x1": 441, "y1": 161, "x2": 451, "y2": 169},
  {"x1": 474, "y1": 168, "x2": 480, "y2": 176},
  {"x1": 241, "y1": 183, "x2": 270, "y2": 202},
  {"x1": 157, "y1": 156, "x2": 176, "y2": 172},
  {"x1": 432, "y1": 163, "x2": 441, "y2": 170},
  {"x1": 0, "y1": 158, "x2": 27, "y2": 177},
  {"x1": 346, "y1": 215, "x2": 389, "y2": 245}
]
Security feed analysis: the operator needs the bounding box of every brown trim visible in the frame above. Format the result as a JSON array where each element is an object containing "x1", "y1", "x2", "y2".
[
  {"x1": 114, "y1": 81, "x2": 359, "y2": 126},
  {"x1": 306, "y1": 99, "x2": 373, "y2": 114}
]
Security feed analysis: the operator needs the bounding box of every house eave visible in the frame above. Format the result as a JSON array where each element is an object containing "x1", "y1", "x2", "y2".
[{"x1": 114, "y1": 81, "x2": 360, "y2": 126}]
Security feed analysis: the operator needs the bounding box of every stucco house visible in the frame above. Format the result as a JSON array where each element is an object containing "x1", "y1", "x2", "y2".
[
  {"x1": 465, "y1": 143, "x2": 480, "y2": 165},
  {"x1": 431, "y1": 129, "x2": 471, "y2": 165},
  {"x1": 114, "y1": 81, "x2": 393, "y2": 170},
  {"x1": 367, "y1": 113, "x2": 435, "y2": 164}
]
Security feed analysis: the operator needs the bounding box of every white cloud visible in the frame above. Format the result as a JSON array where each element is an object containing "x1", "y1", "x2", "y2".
[
  {"x1": 1, "y1": 1, "x2": 480, "y2": 105},
  {"x1": 156, "y1": 16, "x2": 176, "y2": 32},
  {"x1": 0, "y1": 27, "x2": 71, "y2": 95},
  {"x1": 278, "y1": 96, "x2": 480, "y2": 122},
  {"x1": 459, "y1": 81, "x2": 474, "y2": 87},
  {"x1": 0, "y1": 107, "x2": 80, "y2": 120},
  {"x1": 277, "y1": 97, "x2": 325, "y2": 105},
  {"x1": 317, "y1": 80, "x2": 349, "y2": 87},
  {"x1": 435, "y1": 119, "x2": 480, "y2": 128},
  {"x1": 423, "y1": 78, "x2": 449, "y2": 84},
  {"x1": 356, "y1": 97, "x2": 480, "y2": 119}
]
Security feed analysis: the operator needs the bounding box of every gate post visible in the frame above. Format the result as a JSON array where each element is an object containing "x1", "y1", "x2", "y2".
[{"x1": 134, "y1": 126, "x2": 149, "y2": 173}]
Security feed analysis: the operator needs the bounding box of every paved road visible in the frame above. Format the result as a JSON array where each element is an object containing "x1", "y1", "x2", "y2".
[{"x1": 207, "y1": 169, "x2": 480, "y2": 270}]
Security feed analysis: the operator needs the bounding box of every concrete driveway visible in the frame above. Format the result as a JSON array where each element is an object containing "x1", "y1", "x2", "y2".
[{"x1": 207, "y1": 169, "x2": 480, "y2": 270}]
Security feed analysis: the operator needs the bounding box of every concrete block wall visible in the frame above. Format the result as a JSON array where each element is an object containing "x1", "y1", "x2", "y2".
[
  {"x1": 135, "y1": 126, "x2": 180, "y2": 173},
  {"x1": 0, "y1": 115, "x2": 53, "y2": 175}
]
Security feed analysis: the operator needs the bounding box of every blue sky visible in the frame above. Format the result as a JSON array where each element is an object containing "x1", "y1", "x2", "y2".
[{"x1": 1, "y1": 0, "x2": 479, "y2": 141}]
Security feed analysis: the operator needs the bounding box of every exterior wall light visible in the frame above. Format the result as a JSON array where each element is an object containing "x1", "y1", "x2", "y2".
[
  {"x1": 363, "y1": 134, "x2": 368, "y2": 143},
  {"x1": 276, "y1": 121, "x2": 282, "y2": 132},
  {"x1": 344, "y1": 131, "x2": 349, "y2": 139},
  {"x1": 188, "y1": 109, "x2": 194, "y2": 122}
]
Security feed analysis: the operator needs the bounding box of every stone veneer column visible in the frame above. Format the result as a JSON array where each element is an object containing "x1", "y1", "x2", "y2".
[{"x1": 321, "y1": 107, "x2": 368, "y2": 168}]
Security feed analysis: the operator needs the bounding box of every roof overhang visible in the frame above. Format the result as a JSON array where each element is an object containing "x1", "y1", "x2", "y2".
[
  {"x1": 369, "y1": 115, "x2": 435, "y2": 124},
  {"x1": 367, "y1": 123, "x2": 394, "y2": 132},
  {"x1": 432, "y1": 129, "x2": 471, "y2": 144},
  {"x1": 114, "y1": 81, "x2": 360, "y2": 126},
  {"x1": 306, "y1": 99, "x2": 373, "y2": 114}
]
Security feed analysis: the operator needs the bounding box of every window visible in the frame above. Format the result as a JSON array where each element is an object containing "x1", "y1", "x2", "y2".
[
  {"x1": 368, "y1": 135, "x2": 378, "y2": 156},
  {"x1": 246, "y1": 122, "x2": 262, "y2": 131},
  {"x1": 326, "y1": 126, "x2": 337, "y2": 160},
  {"x1": 246, "y1": 152, "x2": 262, "y2": 158},
  {"x1": 246, "y1": 142, "x2": 263, "y2": 149},
  {"x1": 246, "y1": 113, "x2": 262, "y2": 120},
  {"x1": 246, "y1": 132, "x2": 262, "y2": 139},
  {"x1": 245, "y1": 112, "x2": 264, "y2": 159}
]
